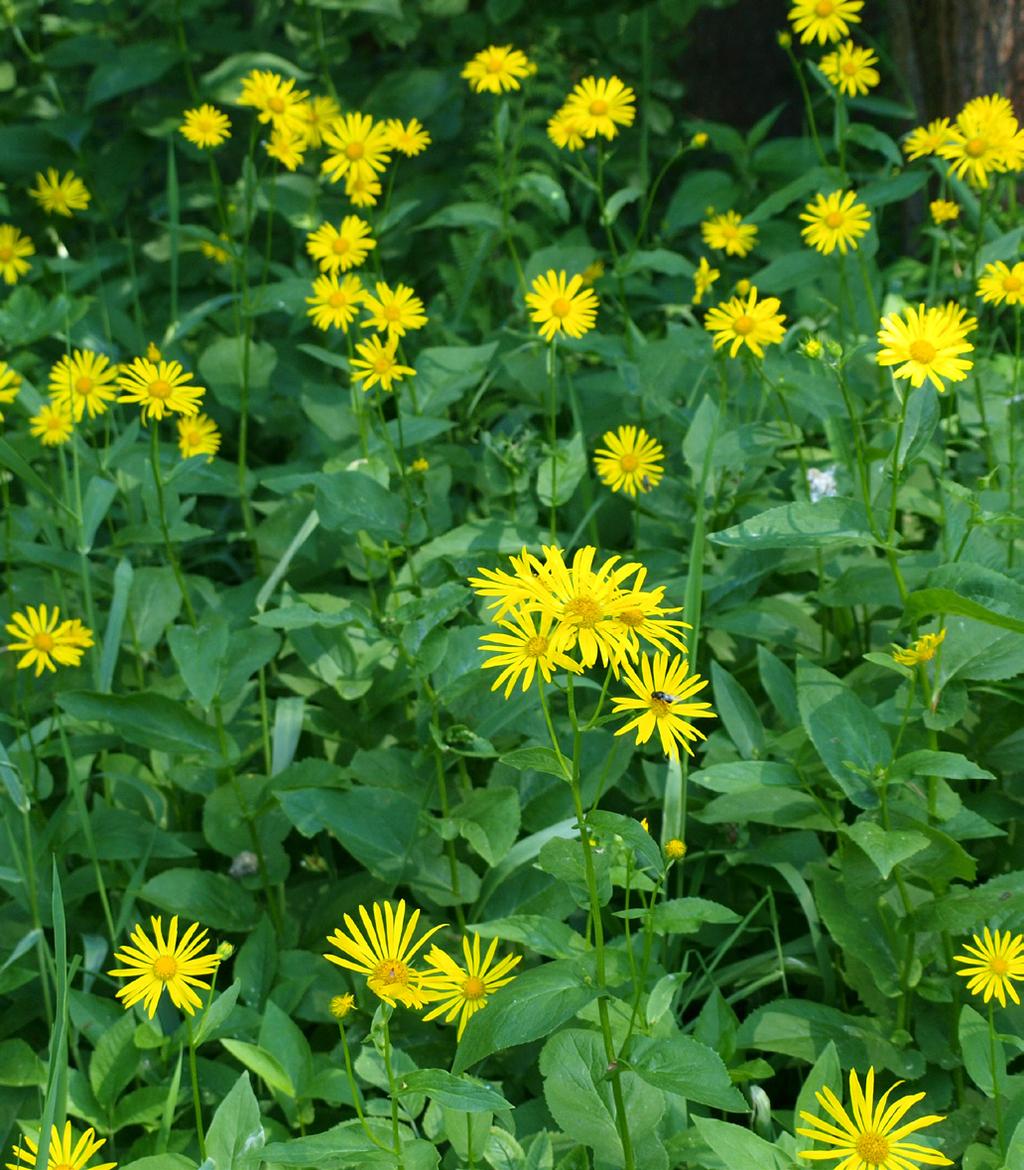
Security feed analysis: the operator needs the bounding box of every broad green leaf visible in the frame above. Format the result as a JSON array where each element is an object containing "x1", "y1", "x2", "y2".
[
  {"x1": 89, "y1": 1013, "x2": 138, "y2": 1110},
  {"x1": 316, "y1": 470, "x2": 409, "y2": 543},
  {"x1": 260, "y1": 1124, "x2": 395, "y2": 1167},
  {"x1": 205, "y1": 1072, "x2": 265, "y2": 1170},
  {"x1": 905, "y1": 563, "x2": 1024, "y2": 635},
  {"x1": 140, "y1": 869, "x2": 260, "y2": 932},
  {"x1": 57, "y1": 692, "x2": 227, "y2": 761},
  {"x1": 959, "y1": 1005, "x2": 1005, "y2": 1098},
  {"x1": 710, "y1": 662, "x2": 765, "y2": 758},
  {"x1": 710, "y1": 498, "x2": 878, "y2": 549},
  {"x1": 890, "y1": 751, "x2": 994, "y2": 781},
  {"x1": 499, "y1": 746, "x2": 570, "y2": 780},
  {"x1": 694, "y1": 1117, "x2": 790, "y2": 1170},
  {"x1": 220, "y1": 1039, "x2": 295, "y2": 1098},
  {"x1": 85, "y1": 42, "x2": 179, "y2": 107},
  {"x1": 628, "y1": 1035, "x2": 746, "y2": 1110},
  {"x1": 195, "y1": 981, "x2": 241, "y2": 1046},
  {"x1": 536, "y1": 433, "x2": 586, "y2": 508},
  {"x1": 401, "y1": 1069, "x2": 512, "y2": 1112},
  {"x1": 0, "y1": 1038, "x2": 46, "y2": 1086},
  {"x1": 794, "y1": 1041, "x2": 841, "y2": 1149},
  {"x1": 167, "y1": 616, "x2": 230, "y2": 709},
  {"x1": 450, "y1": 786, "x2": 521, "y2": 865},
  {"x1": 842, "y1": 820, "x2": 929, "y2": 879}
]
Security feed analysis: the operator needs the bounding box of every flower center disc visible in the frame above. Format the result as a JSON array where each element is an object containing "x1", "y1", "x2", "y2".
[
  {"x1": 374, "y1": 357, "x2": 393, "y2": 374},
  {"x1": 733, "y1": 314, "x2": 755, "y2": 335},
  {"x1": 650, "y1": 695, "x2": 672, "y2": 716},
  {"x1": 855, "y1": 1132, "x2": 890, "y2": 1166},
  {"x1": 909, "y1": 339, "x2": 937, "y2": 364},
  {"x1": 329, "y1": 292, "x2": 347, "y2": 308},
  {"x1": 619, "y1": 608, "x2": 644, "y2": 628},
  {"x1": 149, "y1": 379, "x2": 172, "y2": 399},
  {"x1": 815, "y1": 0, "x2": 834, "y2": 13},
  {"x1": 33, "y1": 632, "x2": 54, "y2": 652},
  {"x1": 332, "y1": 237, "x2": 350, "y2": 253},
  {"x1": 842, "y1": 61, "x2": 858, "y2": 75},
  {"x1": 153, "y1": 955, "x2": 178, "y2": 981},
  {"x1": 462, "y1": 976, "x2": 487, "y2": 1001},
  {"x1": 185, "y1": 430, "x2": 201, "y2": 446},
  {"x1": 589, "y1": 99, "x2": 609, "y2": 116},
  {"x1": 373, "y1": 958, "x2": 408, "y2": 985},
  {"x1": 990, "y1": 956, "x2": 1009, "y2": 975},
  {"x1": 486, "y1": 56, "x2": 504, "y2": 73},
  {"x1": 619, "y1": 452, "x2": 639, "y2": 471},
  {"x1": 825, "y1": 211, "x2": 844, "y2": 228},
  {"x1": 384, "y1": 305, "x2": 402, "y2": 321},
  {"x1": 966, "y1": 137, "x2": 986, "y2": 157},
  {"x1": 564, "y1": 596, "x2": 602, "y2": 627},
  {"x1": 1004, "y1": 276, "x2": 1022, "y2": 292},
  {"x1": 75, "y1": 376, "x2": 93, "y2": 393},
  {"x1": 268, "y1": 96, "x2": 285, "y2": 113},
  {"x1": 346, "y1": 142, "x2": 365, "y2": 159},
  {"x1": 524, "y1": 635, "x2": 548, "y2": 657},
  {"x1": 551, "y1": 297, "x2": 572, "y2": 318},
  {"x1": 0, "y1": 247, "x2": 12, "y2": 262}
]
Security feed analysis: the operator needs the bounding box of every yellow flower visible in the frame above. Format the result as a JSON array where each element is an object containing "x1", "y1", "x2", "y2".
[
  {"x1": 735, "y1": 278, "x2": 751, "y2": 295},
  {"x1": 146, "y1": 341, "x2": 162, "y2": 361},
  {"x1": 324, "y1": 900, "x2": 444, "y2": 1009},
  {"x1": 525, "y1": 269, "x2": 599, "y2": 342},
  {"x1": 5, "y1": 605, "x2": 93, "y2": 676},
  {"x1": 29, "y1": 402, "x2": 74, "y2": 446},
  {"x1": 612, "y1": 651, "x2": 715, "y2": 760},
  {"x1": 665, "y1": 838, "x2": 687, "y2": 861},
  {"x1": 611, "y1": 574, "x2": 691, "y2": 658},
  {"x1": 295, "y1": 94, "x2": 341, "y2": 148},
  {"x1": 468, "y1": 548, "x2": 550, "y2": 620},
  {"x1": 306, "y1": 216, "x2": 376, "y2": 274},
  {"x1": 420, "y1": 934, "x2": 522, "y2": 1040},
  {"x1": 690, "y1": 131, "x2": 709, "y2": 148},
  {"x1": 904, "y1": 118, "x2": 952, "y2": 161},
  {"x1": 345, "y1": 169, "x2": 383, "y2": 207},
  {"x1": 977, "y1": 260, "x2": 1024, "y2": 307},
  {"x1": 547, "y1": 106, "x2": 586, "y2": 151},
  {"x1": 936, "y1": 93, "x2": 1024, "y2": 188},
  {"x1": 108, "y1": 915, "x2": 219, "y2": 1018},
  {"x1": 117, "y1": 356, "x2": 205, "y2": 421},
  {"x1": 306, "y1": 272, "x2": 367, "y2": 333},
  {"x1": 700, "y1": 210, "x2": 758, "y2": 258},
  {"x1": 322, "y1": 112, "x2": 392, "y2": 186},
  {"x1": 593, "y1": 424, "x2": 665, "y2": 496},
  {"x1": 0, "y1": 360, "x2": 22, "y2": 422},
  {"x1": 563, "y1": 75, "x2": 636, "y2": 141},
  {"x1": 179, "y1": 104, "x2": 231, "y2": 149},
  {"x1": 177, "y1": 413, "x2": 221, "y2": 461},
  {"x1": 216, "y1": 941, "x2": 235, "y2": 961},
  {"x1": 7, "y1": 1122, "x2": 116, "y2": 1170},
  {"x1": 329, "y1": 993, "x2": 356, "y2": 1020},
  {"x1": 461, "y1": 45, "x2": 532, "y2": 94},
  {"x1": 929, "y1": 199, "x2": 960, "y2": 225},
  {"x1": 704, "y1": 285, "x2": 787, "y2": 358},
  {"x1": 200, "y1": 236, "x2": 231, "y2": 264},
  {"x1": 0, "y1": 224, "x2": 34, "y2": 285},
  {"x1": 799, "y1": 189, "x2": 871, "y2": 255},
  {"x1": 49, "y1": 349, "x2": 119, "y2": 421},
  {"x1": 349, "y1": 334, "x2": 415, "y2": 393},
  {"x1": 410, "y1": 457, "x2": 430, "y2": 472},
  {"x1": 788, "y1": 0, "x2": 863, "y2": 44},
  {"x1": 777, "y1": 31, "x2": 793, "y2": 48},
  {"x1": 361, "y1": 281, "x2": 428, "y2": 339},
  {"x1": 580, "y1": 259, "x2": 605, "y2": 286},
  {"x1": 478, "y1": 607, "x2": 581, "y2": 699},
  {"x1": 28, "y1": 168, "x2": 91, "y2": 216},
  {"x1": 384, "y1": 117, "x2": 431, "y2": 157},
  {"x1": 266, "y1": 125, "x2": 306, "y2": 171},
  {"x1": 797, "y1": 1067, "x2": 952, "y2": 1170},
  {"x1": 239, "y1": 70, "x2": 309, "y2": 132},
  {"x1": 691, "y1": 255, "x2": 720, "y2": 305},
  {"x1": 802, "y1": 337, "x2": 824, "y2": 358},
  {"x1": 820, "y1": 40, "x2": 880, "y2": 98},
  {"x1": 954, "y1": 927, "x2": 1024, "y2": 1007},
  {"x1": 876, "y1": 305, "x2": 974, "y2": 392},
  {"x1": 892, "y1": 629, "x2": 946, "y2": 666}
]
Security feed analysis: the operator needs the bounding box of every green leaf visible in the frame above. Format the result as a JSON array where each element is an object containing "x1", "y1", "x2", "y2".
[
  {"x1": 904, "y1": 563, "x2": 1024, "y2": 635},
  {"x1": 499, "y1": 746, "x2": 570, "y2": 779},
  {"x1": 167, "y1": 616, "x2": 230, "y2": 709},
  {"x1": 261, "y1": 1125, "x2": 396, "y2": 1167},
  {"x1": 57, "y1": 692, "x2": 227, "y2": 761},
  {"x1": 845, "y1": 122, "x2": 902, "y2": 165},
  {"x1": 749, "y1": 250, "x2": 829, "y2": 294},
  {"x1": 449, "y1": 786, "x2": 521, "y2": 865},
  {"x1": 89, "y1": 1013, "x2": 138, "y2": 1110},
  {"x1": 898, "y1": 384, "x2": 940, "y2": 467},
  {"x1": 890, "y1": 751, "x2": 994, "y2": 781},
  {"x1": 628, "y1": 1035, "x2": 747, "y2": 1110},
  {"x1": 794, "y1": 1041, "x2": 841, "y2": 1152},
  {"x1": 646, "y1": 897, "x2": 740, "y2": 934},
  {"x1": 841, "y1": 820, "x2": 929, "y2": 879},
  {"x1": 316, "y1": 470, "x2": 409, "y2": 543},
  {"x1": 959, "y1": 1005, "x2": 1006, "y2": 1098},
  {"x1": 537, "y1": 433, "x2": 586, "y2": 507},
  {"x1": 195, "y1": 981, "x2": 241, "y2": 1046},
  {"x1": 140, "y1": 869, "x2": 260, "y2": 931},
  {"x1": 710, "y1": 498, "x2": 878, "y2": 549},
  {"x1": 694, "y1": 1118, "x2": 790, "y2": 1170},
  {"x1": 710, "y1": 662, "x2": 765, "y2": 758},
  {"x1": 420, "y1": 202, "x2": 502, "y2": 231},
  {"x1": 220, "y1": 1039, "x2": 295, "y2": 1097},
  {"x1": 85, "y1": 42, "x2": 179, "y2": 107},
  {"x1": 400, "y1": 1069, "x2": 512, "y2": 1112},
  {"x1": 0, "y1": 1038, "x2": 46, "y2": 1086},
  {"x1": 205, "y1": 1072, "x2": 265, "y2": 1170}
]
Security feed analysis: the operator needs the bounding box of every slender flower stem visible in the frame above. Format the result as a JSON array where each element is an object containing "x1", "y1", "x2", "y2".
[
  {"x1": 185, "y1": 1015, "x2": 206, "y2": 1161},
  {"x1": 783, "y1": 43, "x2": 827, "y2": 167},
  {"x1": 381, "y1": 1012, "x2": 406, "y2": 1170},
  {"x1": 493, "y1": 99, "x2": 525, "y2": 292},
  {"x1": 547, "y1": 340, "x2": 559, "y2": 541},
  {"x1": 988, "y1": 1000, "x2": 1004, "y2": 1154},
  {"x1": 885, "y1": 381, "x2": 911, "y2": 603},
  {"x1": 1009, "y1": 307, "x2": 1021, "y2": 567},
  {"x1": 339, "y1": 1024, "x2": 388, "y2": 1148},
  {"x1": 595, "y1": 143, "x2": 634, "y2": 354},
  {"x1": 149, "y1": 423, "x2": 197, "y2": 626}
]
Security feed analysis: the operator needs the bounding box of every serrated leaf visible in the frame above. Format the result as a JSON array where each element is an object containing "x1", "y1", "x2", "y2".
[{"x1": 629, "y1": 1035, "x2": 746, "y2": 1110}]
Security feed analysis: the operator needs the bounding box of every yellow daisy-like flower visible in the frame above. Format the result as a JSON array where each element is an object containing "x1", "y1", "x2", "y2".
[
  {"x1": 0, "y1": 224, "x2": 34, "y2": 285},
  {"x1": 239, "y1": 70, "x2": 309, "y2": 132},
  {"x1": 177, "y1": 413, "x2": 221, "y2": 461},
  {"x1": 146, "y1": 341, "x2": 162, "y2": 361},
  {"x1": 5, "y1": 605, "x2": 93, "y2": 677},
  {"x1": 892, "y1": 629, "x2": 946, "y2": 666},
  {"x1": 820, "y1": 40, "x2": 880, "y2": 98},
  {"x1": 876, "y1": 304, "x2": 974, "y2": 392},
  {"x1": 562, "y1": 75, "x2": 637, "y2": 141},
  {"x1": 324, "y1": 899, "x2": 444, "y2": 1009},
  {"x1": 525, "y1": 269, "x2": 599, "y2": 342},
  {"x1": 322, "y1": 112, "x2": 392, "y2": 186},
  {"x1": 306, "y1": 216, "x2": 376, "y2": 274},
  {"x1": 953, "y1": 927, "x2": 1024, "y2": 1007},
  {"x1": 580, "y1": 259, "x2": 605, "y2": 286},
  {"x1": 478, "y1": 607, "x2": 582, "y2": 699},
  {"x1": 295, "y1": 94, "x2": 341, "y2": 148},
  {"x1": 49, "y1": 349, "x2": 119, "y2": 421},
  {"x1": 547, "y1": 106, "x2": 586, "y2": 151},
  {"x1": 977, "y1": 260, "x2": 1024, "y2": 307},
  {"x1": 692, "y1": 255, "x2": 721, "y2": 305},
  {"x1": 28, "y1": 168, "x2": 91, "y2": 217},
  {"x1": 108, "y1": 915, "x2": 219, "y2": 1018},
  {"x1": 788, "y1": 0, "x2": 863, "y2": 45},
  {"x1": 420, "y1": 934, "x2": 522, "y2": 1040},
  {"x1": 704, "y1": 285, "x2": 787, "y2": 358},
  {"x1": 306, "y1": 272, "x2": 367, "y2": 333},
  {"x1": 797, "y1": 1066, "x2": 952, "y2": 1170},
  {"x1": 200, "y1": 236, "x2": 231, "y2": 264},
  {"x1": 238, "y1": 69, "x2": 282, "y2": 115},
  {"x1": 936, "y1": 94, "x2": 1024, "y2": 188},
  {"x1": 468, "y1": 548, "x2": 549, "y2": 621},
  {"x1": 691, "y1": 131, "x2": 709, "y2": 148},
  {"x1": 593, "y1": 425, "x2": 665, "y2": 497},
  {"x1": 345, "y1": 170, "x2": 383, "y2": 208},
  {"x1": 929, "y1": 199, "x2": 960, "y2": 225},
  {"x1": 0, "y1": 360, "x2": 22, "y2": 422},
  {"x1": 361, "y1": 281, "x2": 428, "y2": 339},
  {"x1": 349, "y1": 334, "x2": 415, "y2": 393},
  {"x1": 29, "y1": 402, "x2": 74, "y2": 446},
  {"x1": 665, "y1": 838, "x2": 687, "y2": 861},
  {"x1": 179, "y1": 104, "x2": 231, "y2": 149},
  {"x1": 612, "y1": 651, "x2": 715, "y2": 760},
  {"x1": 7, "y1": 1121, "x2": 116, "y2": 1170},
  {"x1": 329, "y1": 992, "x2": 356, "y2": 1020},
  {"x1": 611, "y1": 570, "x2": 691, "y2": 658},
  {"x1": 799, "y1": 190, "x2": 872, "y2": 255},
  {"x1": 117, "y1": 356, "x2": 205, "y2": 421},
  {"x1": 461, "y1": 45, "x2": 532, "y2": 95},
  {"x1": 904, "y1": 118, "x2": 952, "y2": 161},
  {"x1": 802, "y1": 337, "x2": 824, "y2": 358},
  {"x1": 700, "y1": 210, "x2": 758, "y2": 258},
  {"x1": 410, "y1": 457, "x2": 430, "y2": 472},
  {"x1": 266, "y1": 125, "x2": 306, "y2": 171},
  {"x1": 384, "y1": 117, "x2": 431, "y2": 157}
]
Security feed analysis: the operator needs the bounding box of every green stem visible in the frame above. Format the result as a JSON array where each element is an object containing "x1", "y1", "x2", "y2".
[
  {"x1": 185, "y1": 1015, "x2": 206, "y2": 1161},
  {"x1": 885, "y1": 379, "x2": 911, "y2": 603},
  {"x1": 596, "y1": 143, "x2": 634, "y2": 354},
  {"x1": 149, "y1": 423, "x2": 197, "y2": 625},
  {"x1": 988, "y1": 1000, "x2": 1004, "y2": 1153},
  {"x1": 339, "y1": 1024, "x2": 388, "y2": 1148},
  {"x1": 381, "y1": 1013, "x2": 406, "y2": 1169},
  {"x1": 493, "y1": 99, "x2": 525, "y2": 292},
  {"x1": 1008, "y1": 307, "x2": 1021, "y2": 567},
  {"x1": 547, "y1": 339, "x2": 559, "y2": 541},
  {"x1": 783, "y1": 44, "x2": 828, "y2": 167}
]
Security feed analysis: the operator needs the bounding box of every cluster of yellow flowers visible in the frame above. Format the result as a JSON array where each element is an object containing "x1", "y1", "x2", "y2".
[
  {"x1": 786, "y1": 0, "x2": 879, "y2": 97},
  {"x1": 0, "y1": 167, "x2": 94, "y2": 287},
  {"x1": 903, "y1": 94, "x2": 1024, "y2": 189},
  {"x1": 547, "y1": 75, "x2": 637, "y2": 150}
]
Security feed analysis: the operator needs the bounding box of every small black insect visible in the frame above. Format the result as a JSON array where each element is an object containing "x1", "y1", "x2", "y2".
[{"x1": 651, "y1": 690, "x2": 678, "y2": 703}]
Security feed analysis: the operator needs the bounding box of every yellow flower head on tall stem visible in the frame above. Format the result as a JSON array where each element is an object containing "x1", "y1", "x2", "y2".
[
  {"x1": 547, "y1": 106, "x2": 586, "y2": 151},
  {"x1": 892, "y1": 628, "x2": 945, "y2": 666},
  {"x1": 177, "y1": 413, "x2": 221, "y2": 461},
  {"x1": 108, "y1": 915, "x2": 219, "y2": 1018},
  {"x1": 612, "y1": 651, "x2": 715, "y2": 760},
  {"x1": 265, "y1": 126, "x2": 306, "y2": 171},
  {"x1": 179, "y1": 104, "x2": 231, "y2": 149},
  {"x1": 468, "y1": 547, "x2": 551, "y2": 620},
  {"x1": 306, "y1": 272, "x2": 367, "y2": 332},
  {"x1": 819, "y1": 40, "x2": 880, "y2": 98},
  {"x1": 953, "y1": 927, "x2": 1024, "y2": 1007},
  {"x1": 324, "y1": 899, "x2": 444, "y2": 1009},
  {"x1": 691, "y1": 255, "x2": 720, "y2": 305},
  {"x1": 936, "y1": 94, "x2": 1024, "y2": 188},
  {"x1": 787, "y1": 0, "x2": 863, "y2": 45},
  {"x1": 461, "y1": 45, "x2": 532, "y2": 94},
  {"x1": 876, "y1": 304, "x2": 974, "y2": 392},
  {"x1": 117, "y1": 356, "x2": 205, "y2": 421},
  {"x1": 420, "y1": 934, "x2": 522, "y2": 1039},
  {"x1": 611, "y1": 568, "x2": 691, "y2": 658},
  {"x1": 28, "y1": 168, "x2": 91, "y2": 216},
  {"x1": 307, "y1": 216, "x2": 377, "y2": 274},
  {"x1": 800, "y1": 190, "x2": 871, "y2": 255},
  {"x1": 322, "y1": 113, "x2": 392, "y2": 185},
  {"x1": 349, "y1": 334, "x2": 415, "y2": 393},
  {"x1": 5, "y1": 604, "x2": 93, "y2": 676},
  {"x1": 977, "y1": 260, "x2": 1024, "y2": 307},
  {"x1": 7, "y1": 1121, "x2": 116, "y2": 1170},
  {"x1": 929, "y1": 199, "x2": 960, "y2": 225},
  {"x1": 593, "y1": 425, "x2": 665, "y2": 497},
  {"x1": 903, "y1": 118, "x2": 952, "y2": 161},
  {"x1": 384, "y1": 117, "x2": 431, "y2": 157},
  {"x1": 704, "y1": 285, "x2": 787, "y2": 358},
  {"x1": 49, "y1": 349, "x2": 119, "y2": 421},
  {"x1": 295, "y1": 94, "x2": 341, "y2": 148},
  {"x1": 29, "y1": 402, "x2": 74, "y2": 446},
  {"x1": 525, "y1": 269, "x2": 599, "y2": 342},
  {"x1": 797, "y1": 1067, "x2": 952, "y2": 1170},
  {"x1": 239, "y1": 70, "x2": 309, "y2": 132},
  {"x1": 0, "y1": 224, "x2": 34, "y2": 285},
  {"x1": 0, "y1": 360, "x2": 22, "y2": 422},
  {"x1": 478, "y1": 607, "x2": 581, "y2": 698},
  {"x1": 345, "y1": 169, "x2": 383, "y2": 208},
  {"x1": 562, "y1": 75, "x2": 636, "y2": 140},
  {"x1": 700, "y1": 210, "x2": 758, "y2": 257},
  {"x1": 361, "y1": 281, "x2": 428, "y2": 339}
]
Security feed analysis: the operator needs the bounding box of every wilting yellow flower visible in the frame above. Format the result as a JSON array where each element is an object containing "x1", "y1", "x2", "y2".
[
  {"x1": 49, "y1": 349, "x2": 119, "y2": 421},
  {"x1": 324, "y1": 900, "x2": 444, "y2": 1009},
  {"x1": 797, "y1": 1067, "x2": 952, "y2": 1170},
  {"x1": 461, "y1": 45, "x2": 532, "y2": 94},
  {"x1": 547, "y1": 106, "x2": 586, "y2": 151},
  {"x1": 329, "y1": 993, "x2": 356, "y2": 1020},
  {"x1": 295, "y1": 94, "x2": 341, "y2": 148},
  {"x1": 200, "y1": 236, "x2": 231, "y2": 264},
  {"x1": 562, "y1": 75, "x2": 636, "y2": 140},
  {"x1": 117, "y1": 356, "x2": 205, "y2": 420},
  {"x1": 977, "y1": 260, "x2": 1024, "y2": 307},
  {"x1": 28, "y1": 168, "x2": 91, "y2": 216},
  {"x1": 239, "y1": 70, "x2": 309, "y2": 132},
  {"x1": 0, "y1": 361, "x2": 22, "y2": 422},
  {"x1": 478, "y1": 607, "x2": 581, "y2": 698},
  {"x1": 929, "y1": 199, "x2": 960, "y2": 225},
  {"x1": 179, "y1": 104, "x2": 231, "y2": 149},
  {"x1": 954, "y1": 927, "x2": 1024, "y2": 1007},
  {"x1": 266, "y1": 125, "x2": 306, "y2": 171},
  {"x1": 788, "y1": 0, "x2": 863, "y2": 44},
  {"x1": 612, "y1": 651, "x2": 715, "y2": 760},
  {"x1": 700, "y1": 210, "x2": 758, "y2": 257},
  {"x1": 704, "y1": 285, "x2": 787, "y2": 358},
  {"x1": 29, "y1": 402, "x2": 74, "y2": 446},
  {"x1": 322, "y1": 112, "x2": 392, "y2": 186},
  {"x1": 820, "y1": 40, "x2": 880, "y2": 97},
  {"x1": 0, "y1": 224, "x2": 34, "y2": 285},
  {"x1": 306, "y1": 272, "x2": 367, "y2": 332},
  {"x1": 688, "y1": 256, "x2": 720, "y2": 305},
  {"x1": 420, "y1": 935, "x2": 522, "y2": 1040},
  {"x1": 306, "y1": 216, "x2": 376, "y2": 274},
  {"x1": 936, "y1": 93, "x2": 1024, "y2": 188},
  {"x1": 5, "y1": 605, "x2": 93, "y2": 676},
  {"x1": 665, "y1": 838, "x2": 687, "y2": 861},
  {"x1": 177, "y1": 413, "x2": 221, "y2": 461},
  {"x1": 800, "y1": 190, "x2": 871, "y2": 255},
  {"x1": 345, "y1": 169, "x2": 383, "y2": 207},
  {"x1": 361, "y1": 281, "x2": 428, "y2": 339},
  {"x1": 594, "y1": 425, "x2": 665, "y2": 496},
  {"x1": 146, "y1": 341, "x2": 162, "y2": 361},
  {"x1": 876, "y1": 305, "x2": 974, "y2": 392},
  {"x1": 525, "y1": 269, "x2": 599, "y2": 342},
  {"x1": 580, "y1": 259, "x2": 605, "y2": 286},
  {"x1": 349, "y1": 334, "x2": 415, "y2": 393},
  {"x1": 892, "y1": 629, "x2": 946, "y2": 666},
  {"x1": 384, "y1": 117, "x2": 431, "y2": 157},
  {"x1": 7, "y1": 1122, "x2": 116, "y2": 1170},
  {"x1": 904, "y1": 118, "x2": 952, "y2": 161},
  {"x1": 108, "y1": 915, "x2": 219, "y2": 1018}
]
